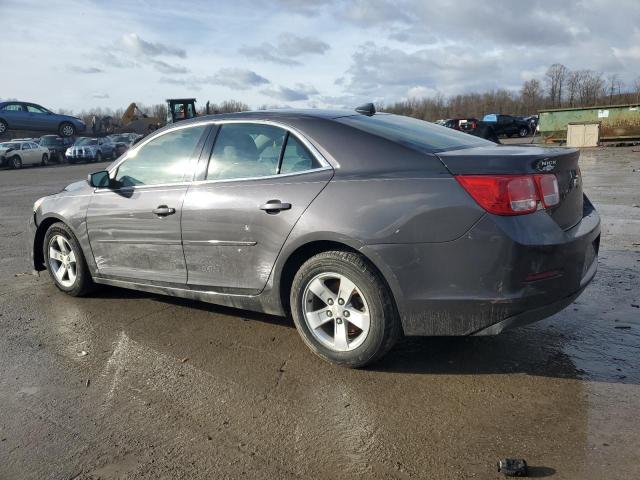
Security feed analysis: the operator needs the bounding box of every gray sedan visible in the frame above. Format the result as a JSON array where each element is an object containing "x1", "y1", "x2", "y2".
[{"x1": 28, "y1": 108, "x2": 600, "y2": 367}]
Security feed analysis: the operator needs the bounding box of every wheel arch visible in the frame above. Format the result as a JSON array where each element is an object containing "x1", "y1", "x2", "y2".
[
  {"x1": 32, "y1": 215, "x2": 71, "y2": 271},
  {"x1": 276, "y1": 237, "x2": 404, "y2": 328}
]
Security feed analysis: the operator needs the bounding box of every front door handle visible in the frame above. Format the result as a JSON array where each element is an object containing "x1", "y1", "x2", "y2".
[
  {"x1": 152, "y1": 205, "x2": 176, "y2": 217},
  {"x1": 260, "y1": 200, "x2": 291, "y2": 213}
]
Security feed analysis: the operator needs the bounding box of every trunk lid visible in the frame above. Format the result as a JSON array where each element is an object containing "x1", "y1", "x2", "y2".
[{"x1": 438, "y1": 145, "x2": 583, "y2": 230}]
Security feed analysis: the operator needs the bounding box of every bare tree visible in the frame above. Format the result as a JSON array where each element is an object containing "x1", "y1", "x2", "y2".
[
  {"x1": 545, "y1": 63, "x2": 568, "y2": 107},
  {"x1": 566, "y1": 70, "x2": 582, "y2": 107},
  {"x1": 521, "y1": 79, "x2": 543, "y2": 112}
]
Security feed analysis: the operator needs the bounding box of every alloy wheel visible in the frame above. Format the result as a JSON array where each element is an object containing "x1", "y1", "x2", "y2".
[
  {"x1": 302, "y1": 272, "x2": 370, "y2": 352},
  {"x1": 48, "y1": 235, "x2": 77, "y2": 288},
  {"x1": 61, "y1": 124, "x2": 74, "y2": 137}
]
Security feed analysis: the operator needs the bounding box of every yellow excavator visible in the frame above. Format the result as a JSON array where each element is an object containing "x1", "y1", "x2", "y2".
[
  {"x1": 92, "y1": 99, "x2": 201, "y2": 135},
  {"x1": 118, "y1": 102, "x2": 162, "y2": 134}
]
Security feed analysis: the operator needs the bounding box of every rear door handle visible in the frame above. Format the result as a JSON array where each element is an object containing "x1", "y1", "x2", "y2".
[
  {"x1": 260, "y1": 200, "x2": 291, "y2": 213},
  {"x1": 152, "y1": 205, "x2": 176, "y2": 217}
]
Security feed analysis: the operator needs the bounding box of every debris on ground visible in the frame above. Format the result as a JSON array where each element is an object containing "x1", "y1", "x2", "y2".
[
  {"x1": 86, "y1": 379, "x2": 90, "y2": 387},
  {"x1": 181, "y1": 357, "x2": 189, "y2": 363},
  {"x1": 77, "y1": 350, "x2": 88, "y2": 357},
  {"x1": 497, "y1": 458, "x2": 528, "y2": 477}
]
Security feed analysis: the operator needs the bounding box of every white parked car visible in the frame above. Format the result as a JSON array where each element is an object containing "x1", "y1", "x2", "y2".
[{"x1": 0, "y1": 140, "x2": 51, "y2": 168}]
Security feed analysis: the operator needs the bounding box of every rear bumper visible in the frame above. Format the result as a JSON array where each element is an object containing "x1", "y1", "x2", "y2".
[{"x1": 368, "y1": 196, "x2": 601, "y2": 336}]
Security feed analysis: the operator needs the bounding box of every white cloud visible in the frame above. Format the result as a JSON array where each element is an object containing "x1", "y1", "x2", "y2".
[{"x1": 118, "y1": 33, "x2": 186, "y2": 58}]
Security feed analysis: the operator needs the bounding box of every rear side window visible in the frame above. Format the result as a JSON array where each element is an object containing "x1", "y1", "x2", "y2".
[
  {"x1": 206, "y1": 124, "x2": 285, "y2": 180},
  {"x1": 337, "y1": 114, "x2": 492, "y2": 153},
  {"x1": 115, "y1": 125, "x2": 206, "y2": 186},
  {"x1": 2, "y1": 103, "x2": 23, "y2": 112},
  {"x1": 280, "y1": 135, "x2": 320, "y2": 174}
]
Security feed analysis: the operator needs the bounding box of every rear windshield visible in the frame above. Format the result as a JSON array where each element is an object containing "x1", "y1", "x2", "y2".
[
  {"x1": 337, "y1": 114, "x2": 492, "y2": 153},
  {"x1": 75, "y1": 138, "x2": 98, "y2": 146}
]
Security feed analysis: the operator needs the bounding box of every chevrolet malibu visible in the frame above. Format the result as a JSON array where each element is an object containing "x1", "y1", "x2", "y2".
[{"x1": 29, "y1": 108, "x2": 600, "y2": 367}]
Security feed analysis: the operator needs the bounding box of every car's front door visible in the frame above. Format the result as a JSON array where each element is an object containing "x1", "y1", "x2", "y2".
[
  {"x1": 86, "y1": 124, "x2": 209, "y2": 284},
  {"x1": 181, "y1": 122, "x2": 333, "y2": 292},
  {"x1": 20, "y1": 143, "x2": 35, "y2": 165},
  {"x1": 25, "y1": 104, "x2": 50, "y2": 130}
]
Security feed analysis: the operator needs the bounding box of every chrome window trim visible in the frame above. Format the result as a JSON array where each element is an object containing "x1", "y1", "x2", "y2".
[
  {"x1": 191, "y1": 165, "x2": 333, "y2": 186},
  {"x1": 106, "y1": 118, "x2": 333, "y2": 183}
]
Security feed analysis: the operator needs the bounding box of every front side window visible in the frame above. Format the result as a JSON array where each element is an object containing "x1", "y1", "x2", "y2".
[
  {"x1": 115, "y1": 125, "x2": 206, "y2": 187},
  {"x1": 21, "y1": 143, "x2": 31, "y2": 150},
  {"x1": 280, "y1": 135, "x2": 320, "y2": 174},
  {"x1": 207, "y1": 124, "x2": 285, "y2": 180},
  {"x1": 27, "y1": 105, "x2": 47, "y2": 114}
]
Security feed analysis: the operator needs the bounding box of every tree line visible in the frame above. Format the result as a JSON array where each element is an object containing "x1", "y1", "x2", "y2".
[{"x1": 382, "y1": 64, "x2": 640, "y2": 121}]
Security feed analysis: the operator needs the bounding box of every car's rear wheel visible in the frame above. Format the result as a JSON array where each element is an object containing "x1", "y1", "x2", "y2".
[
  {"x1": 41, "y1": 153, "x2": 48, "y2": 166},
  {"x1": 11, "y1": 155, "x2": 22, "y2": 169},
  {"x1": 518, "y1": 127, "x2": 529, "y2": 137},
  {"x1": 44, "y1": 222, "x2": 94, "y2": 296},
  {"x1": 59, "y1": 122, "x2": 75, "y2": 137},
  {"x1": 0, "y1": 119, "x2": 7, "y2": 135},
  {"x1": 290, "y1": 250, "x2": 401, "y2": 368}
]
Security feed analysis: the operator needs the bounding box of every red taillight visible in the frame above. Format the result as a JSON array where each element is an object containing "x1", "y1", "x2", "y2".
[
  {"x1": 455, "y1": 174, "x2": 559, "y2": 216},
  {"x1": 534, "y1": 174, "x2": 559, "y2": 208}
]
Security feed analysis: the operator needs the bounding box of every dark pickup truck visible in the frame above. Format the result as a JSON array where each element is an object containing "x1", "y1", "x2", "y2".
[
  {"x1": 482, "y1": 114, "x2": 531, "y2": 137},
  {"x1": 39, "y1": 135, "x2": 74, "y2": 163}
]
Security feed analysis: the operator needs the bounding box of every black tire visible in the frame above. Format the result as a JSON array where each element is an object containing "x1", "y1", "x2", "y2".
[
  {"x1": 518, "y1": 127, "x2": 529, "y2": 137},
  {"x1": 95, "y1": 151, "x2": 102, "y2": 163},
  {"x1": 43, "y1": 222, "x2": 95, "y2": 296},
  {"x1": 68, "y1": 158, "x2": 76, "y2": 164},
  {"x1": 57, "y1": 152, "x2": 64, "y2": 163},
  {"x1": 41, "y1": 153, "x2": 48, "y2": 166},
  {"x1": 290, "y1": 250, "x2": 401, "y2": 368},
  {"x1": 59, "y1": 122, "x2": 76, "y2": 137},
  {"x1": 11, "y1": 155, "x2": 22, "y2": 169},
  {"x1": 0, "y1": 119, "x2": 7, "y2": 135}
]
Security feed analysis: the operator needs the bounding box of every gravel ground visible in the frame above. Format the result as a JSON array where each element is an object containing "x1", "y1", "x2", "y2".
[{"x1": 0, "y1": 145, "x2": 639, "y2": 479}]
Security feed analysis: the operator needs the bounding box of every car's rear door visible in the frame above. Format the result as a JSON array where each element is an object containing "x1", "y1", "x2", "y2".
[
  {"x1": 86, "y1": 123, "x2": 209, "y2": 284},
  {"x1": 181, "y1": 122, "x2": 333, "y2": 293},
  {"x1": 1, "y1": 103, "x2": 27, "y2": 129}
]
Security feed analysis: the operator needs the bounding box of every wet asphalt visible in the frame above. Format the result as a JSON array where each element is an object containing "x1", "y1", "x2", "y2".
[{"x1": 0, "y1": 145, "x2": 639, "y2": 479}]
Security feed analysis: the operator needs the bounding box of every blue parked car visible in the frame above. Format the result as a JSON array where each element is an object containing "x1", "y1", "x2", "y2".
[{"x1": 0, "y1": 101, "x2": 86, "y2": 137}]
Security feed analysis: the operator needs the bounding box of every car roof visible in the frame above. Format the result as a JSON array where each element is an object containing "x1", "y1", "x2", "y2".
[{"x1": 186, "y1": 108, "x2": 362, "y2": 124}]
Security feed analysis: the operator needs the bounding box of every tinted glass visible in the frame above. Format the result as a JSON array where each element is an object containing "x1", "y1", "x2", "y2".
[
  {"x1": 27, "y1": 105, "x2": 46, "y2": 114},
  {"x1": 207, "y1": 124, "x2": 285, "y2": 180},
  {"x1": 337, "y1": 114, "x2": 492, "y2": 153},
  {"x1": 76, "y1": 138, "x2": 98, "y2": 146},
  {"x1": 280, "y1": 135, "x2": 320, "y2": 174},
  {"x1": 2, "y1": 103, "x2": 23, "y2": 111},
  {"x1": 115, "y1": 125, "x2": 206, "y2": 187},
  {"x1": 21, "y1": 143, "x2": 31, "y2": 149}
]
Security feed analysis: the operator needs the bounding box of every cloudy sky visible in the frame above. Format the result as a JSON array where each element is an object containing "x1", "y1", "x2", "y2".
[{"x1": 1, "y1": 0, "x2": 639, "y2": 112}]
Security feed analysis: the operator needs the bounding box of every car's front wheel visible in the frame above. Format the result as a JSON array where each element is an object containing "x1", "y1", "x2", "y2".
[
  {"x1": 11, "y1": 155, "x2": 22, "y2": 169},
  {"x1": 290, "y1": 250, "x2": 401, "y2": 368},
  {"x1": 44, "y1": 222, "x2": 94, "y2": 296},
  {"x1": 0, "y1": 119, "x2": 7, "y2": 135},
  {"x1": 41, "y1": 153, "x2": 48, "y2": 166}
]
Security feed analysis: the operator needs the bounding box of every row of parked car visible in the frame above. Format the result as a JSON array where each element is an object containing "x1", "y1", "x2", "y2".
[
  {"x1": 0, "y1": 132, "x2": 142, "y2": 169},
  {"x1": 435, "y1": 114, "x2": 538, "y2": 137}
]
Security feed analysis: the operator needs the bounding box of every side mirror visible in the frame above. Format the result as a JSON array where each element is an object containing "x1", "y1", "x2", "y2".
[{"x1": 88, "y1": 170, "x2": 110, "y2": 188}]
